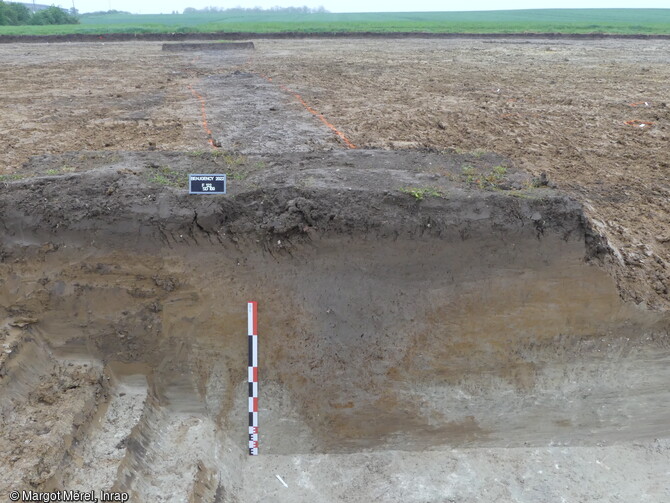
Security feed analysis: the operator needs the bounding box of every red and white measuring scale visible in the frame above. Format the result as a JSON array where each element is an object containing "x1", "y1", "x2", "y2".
[{"x1": 248, "y1": 301, "x2": 259, "y2": 455}]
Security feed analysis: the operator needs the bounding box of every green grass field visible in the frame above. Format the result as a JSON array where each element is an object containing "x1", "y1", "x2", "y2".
[{"x1": 0, "y1": 9, "x2": 668, "y2": 36}]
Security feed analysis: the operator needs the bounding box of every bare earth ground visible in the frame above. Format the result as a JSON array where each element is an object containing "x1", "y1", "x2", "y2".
[
  {"x1": 1, "y1": 38, "x2": 668, "y2": 308},
  {"x1": 247, "y1": 39, "x2": 670, "y2": 309},
  {"x1": 0, "y1": 39, "x2": 669, "y2": 502}
]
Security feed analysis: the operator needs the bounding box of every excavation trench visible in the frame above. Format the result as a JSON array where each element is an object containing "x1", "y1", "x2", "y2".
[{"x1": 1, "y1": 152, "x2": 669, "y2": 498}]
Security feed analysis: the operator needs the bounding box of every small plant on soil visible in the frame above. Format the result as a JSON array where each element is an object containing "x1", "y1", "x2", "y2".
[
  {"x1": 508, "y1": 190, "x2": 535, "y2": 199},
  {"x1": 461, "y1": 165, "x2": 476, "y2": 184},
  {"x1": 0, "y1": 174, "x2": 25, "y2": 182},
  {"x1": 482, "y1": 165, "x2": 508, "y2": 187},
  {"x1": 228, "y1": 171, "x2": 247, "y2": 181},
  {"x1": 45, "y1": 169, "x2": 59, "y2": 175},
  {"x1": 400, "y1": 187, "x2": 444, "y2": 200},
  {"x1": 145, "y1": 165, "x2": 185, "y2": 188},
  {"x1": 188, "y1": 150, "x2": 206, "y2": 157},
  {"x1": 149, "y1": 173, "x2": 171, "y2": 185},
  {"x1": 221, "y1": 152, "x2": 246, "y2": 166},
  {"x1": 492, "y1": 165, "x2": 507, "y2": 176},
  {"x1": 461, "y1": 165, "x2": 509, "y2": 190},
  {"x1": 61, "y1": 165, "x2": 76, "y2": 173}
]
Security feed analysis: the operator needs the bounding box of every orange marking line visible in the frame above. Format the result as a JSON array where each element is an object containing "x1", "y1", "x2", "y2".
[
  {"x1": 624, "y1": 119, "x2": 654, "y2": 127},
  {"x1": 258, "y1": 73, "x2": 356, "y2": 149},
  {"x1": 188, "y1": 83, "x2": 219, "y2": 149}
]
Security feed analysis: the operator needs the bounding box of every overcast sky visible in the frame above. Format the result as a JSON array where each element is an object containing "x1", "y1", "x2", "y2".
[{"x1": 66, "y1": 1, "x2": 670, "y2": 15}]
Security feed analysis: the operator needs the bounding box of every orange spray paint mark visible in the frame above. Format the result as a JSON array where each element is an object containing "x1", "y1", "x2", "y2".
[
  {"x1": 258, "y1": 73, "x2": 356, "y2": 149},
  {"x1": 624, "y1": 119, "x2": 654, "y2": 128},
  {"x1": 188, "y1": 84, "x2": 219, "y2": 149}
]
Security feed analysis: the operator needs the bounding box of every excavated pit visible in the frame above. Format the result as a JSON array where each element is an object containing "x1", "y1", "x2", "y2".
[{"x1": 1, "y1": 151, "x2": 669, "y2": 501}]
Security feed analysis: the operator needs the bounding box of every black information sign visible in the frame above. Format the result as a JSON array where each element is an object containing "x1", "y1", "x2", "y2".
[{"x1": 189, "y1": 174, "x2": 227, "y2": 194}]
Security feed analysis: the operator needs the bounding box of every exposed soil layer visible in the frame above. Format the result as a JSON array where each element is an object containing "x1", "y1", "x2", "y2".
[
  {"x1": 195, "y1": 72, "x2": 343, "y2": 152},
  {"x1": 246, "y1": 39, "x2": 670, "y2": 309},
  {"x1": 2, "y1": 153, "x2": 670, "y2": 501},
  {"x1": 162, "y1": 42, "x2": 255, "y2": 52},
  {"x1": 1, "y1": 39, "x2": 667, "y2": 309},
  {"x1": 1, "y1": 39, "x2": 669, "y2": 502}
]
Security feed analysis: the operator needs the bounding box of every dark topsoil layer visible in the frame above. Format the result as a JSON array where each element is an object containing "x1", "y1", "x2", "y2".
[
  {"x1": 0, "y1": 32, "x2": 669, "y2": 44},
  {"x1": 0, "y1": 149, "x2": 601, "y2": 261}
]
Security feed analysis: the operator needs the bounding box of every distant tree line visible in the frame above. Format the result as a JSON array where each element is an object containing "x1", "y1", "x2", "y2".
[
  {"x1": 0, "y1": 2, "x2": 79, "y2": 25},
  {"x1": 182, "y1": 6, "x2": 329, "y2": 14},
  {"x1": 83, "y1": 9, "x2": 131, "y2": 16}
]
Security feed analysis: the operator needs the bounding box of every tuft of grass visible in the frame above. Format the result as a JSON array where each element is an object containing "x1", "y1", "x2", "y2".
[
  {"x1": 461, "y1": 165, "x2": 476, "y2": 184},
  {"x1": 400, "y1": 186, "x2": 445, "y2": 200},
  {"x1": 218, "y1": 153, "x2": 249, "y2": 180},
  {"x1": 508, "y1": 190, "x2": 536, "y2": 199},
  {"x1": 483, "y1": 165, "x2": 508, "y2": 187},
  {"x1": 148, "y1": 173, "x2": 171, "y2": 185},
  {"x1": 221, "y1": 152, "x2": 246, "y2": 166},
  {"x1": 471, "y1": 148, "x2": 489, "y2": 158},
  {"x1": 460, "y1": 164, "x2": 510, "y2": 189},
  {"x1": 228, "y1": 171, "x2": 247, "y2": 181},
  {"x1": 45, "y1": 169, "x2": 59, "y2": 175},
  {"x1": 144, "y1": 165, "x2": 185, "y2": 188},
  {"x1": 492, "y1": 165, "x2": 507, "y2": 176},
  {"x1": 0, "y1": 174, "x2": 26, "y2": 182}
]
